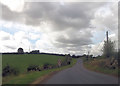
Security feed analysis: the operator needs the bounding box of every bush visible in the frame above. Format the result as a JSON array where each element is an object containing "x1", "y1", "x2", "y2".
[
  {"x1": 43, "y1": 63, "x2": 54, "y2": 70},
  {"x1": 67, "y1": 61, "x2": 71, "y2": 65},
  {"x1": 102, "y1": 39, "x2": 115, "y2": 58},
  {"x1": 61, "y1": 61, "x2": 67, "y2": 66},
  {"x1": 98, "y1": 61, "x2": 106, "y2": 68},
  {"x1": 2, "y1": 65, "x2": 19, "y2": 77},
  {"x1": 98, "y1": 58, "x2": 118, "y2": 70},
  {"x1": 27, "y1": 65, "x2": 41, "y2": 72}
]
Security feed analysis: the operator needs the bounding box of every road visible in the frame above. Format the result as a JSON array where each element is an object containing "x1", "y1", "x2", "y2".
[{"x1": 44, "y1": 59, "x2": 118, "y2": 84}]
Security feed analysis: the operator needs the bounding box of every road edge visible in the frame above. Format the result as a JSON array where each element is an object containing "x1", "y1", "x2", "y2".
[{"x1": 30, "y1": 58, "x2": 77, "y2": 84}]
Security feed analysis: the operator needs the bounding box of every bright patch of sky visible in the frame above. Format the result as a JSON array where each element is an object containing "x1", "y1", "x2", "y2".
[
  {"x1": 0, "y1": 26, "x2": 18, "y2": 34},
  {"x1": 91, "y1": 30, "x2": 106, "y2": 44}
]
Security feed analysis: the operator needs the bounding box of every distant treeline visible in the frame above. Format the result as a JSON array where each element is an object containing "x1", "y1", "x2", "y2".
[
  {"x1": 2, "y1": 52, "x2": 66, "y2": 56},
  {"x1": 1, "y1": 52, "x2": 84, "y2": 58}
]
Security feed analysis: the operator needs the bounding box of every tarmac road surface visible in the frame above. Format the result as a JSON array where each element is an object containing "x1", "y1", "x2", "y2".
[{"x1": 43, "y1": 59, "x2": 118, "y2": 84}]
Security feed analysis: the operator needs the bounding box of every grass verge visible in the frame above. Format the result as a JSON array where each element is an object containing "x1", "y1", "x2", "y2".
[{"x1": 82, "y1": 57, "x2": 118, "y2": 77}]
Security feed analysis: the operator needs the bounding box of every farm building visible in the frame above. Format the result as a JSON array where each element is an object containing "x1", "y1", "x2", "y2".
[
  {"x1": 17, "y1": 48, "x2": 24, "y2": 54},
  {"x1": 30, "y1": 50, "x2": 40, "y2": 54}
]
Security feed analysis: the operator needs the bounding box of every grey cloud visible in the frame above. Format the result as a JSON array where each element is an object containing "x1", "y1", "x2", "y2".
[
  {"x1": 54, "y1": 29, "x2": 93, "y2": 48},
  {"x1": 56, "y1": 35, "x2": 92, "y2": 46},
  {"x1": 67, "y1": 45, "x2": 91, "y2": 52},
  {"x1": 23, "y1": 2, "x2": 58, "y2": 26},
  {"x1": 1, "y1": 2, "x2": 110, "y2": 54},
  {"x1": 45, "y1": 2, "x2": 105, "y2": 31},
  {"x1": 22, "y1": 2, "x2": 106, "y2": 30},
  {"x1": 1, "y1": 36, "x2": 10, "y2": 40},
  {"x1": 2, "y1": 2, "x2": 106, "y2": 30},
  {"x1": 4, "y1": 45, "x2": 16, "y2": 50},
  {"x1": 2, "y1": 4, "x2": 24, "y2": 23}
]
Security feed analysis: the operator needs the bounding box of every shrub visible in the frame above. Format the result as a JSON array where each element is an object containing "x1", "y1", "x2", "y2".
[
  {"x1": 102, "y1": 39, "x2": 115, "y2": 58},
  {"x1": 27, "y1": 65, "x2": 41, "y2": 72},
  {"x1": 43, "y1": 63, "x2": 54, "y2": 70},
  {"x1": 67, "y1": 61, "x2": 71, "y2": 65},
  {"x1": 2, "y1": 65, "x2": 19, "y2": 77}
]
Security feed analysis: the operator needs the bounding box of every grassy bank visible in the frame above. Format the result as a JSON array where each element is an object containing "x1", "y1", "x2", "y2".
[
  {"x1": 82, "y1": 57, "x2": 118, "y2": 77},
  {"x1": 2, "y1": 57, "x2": 77, "y2": 84}
]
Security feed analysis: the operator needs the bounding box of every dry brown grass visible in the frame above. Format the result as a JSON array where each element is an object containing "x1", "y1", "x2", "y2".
[{"x1": 83, "y1": 57, "x2": 118, "y2": 77}]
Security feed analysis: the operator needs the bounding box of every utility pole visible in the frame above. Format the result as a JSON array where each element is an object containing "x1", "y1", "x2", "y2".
[
  {"x1": 106, "y1": 31, "x2": 109, "y2": 57},
  {"x1": 86, "y1": 51, "x2": 89, "y2": 60},
  {"x1": 106, "y1": 31, "x2": 108, "y2": 44}
]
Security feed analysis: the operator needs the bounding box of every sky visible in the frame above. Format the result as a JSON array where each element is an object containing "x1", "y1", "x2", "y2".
[{"x1": 0, "y1": 0, "x2": 118, "y2": 56}]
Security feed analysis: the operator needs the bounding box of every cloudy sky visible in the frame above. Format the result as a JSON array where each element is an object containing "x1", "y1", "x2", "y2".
[{"x1": 0, "y1": 0, "x2": 118, "y2": 56}]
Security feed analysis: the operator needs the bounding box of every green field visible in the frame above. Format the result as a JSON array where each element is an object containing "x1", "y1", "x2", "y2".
[
  {"x1": 2, "y1": 54, "x2": 77, "y2": 84},
  {"x1": 2, "y1": 54, "x2": 65, "y2": 73},
  {"x1": 3, "y1": 58, "x2": 77, "y2": 84}
]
